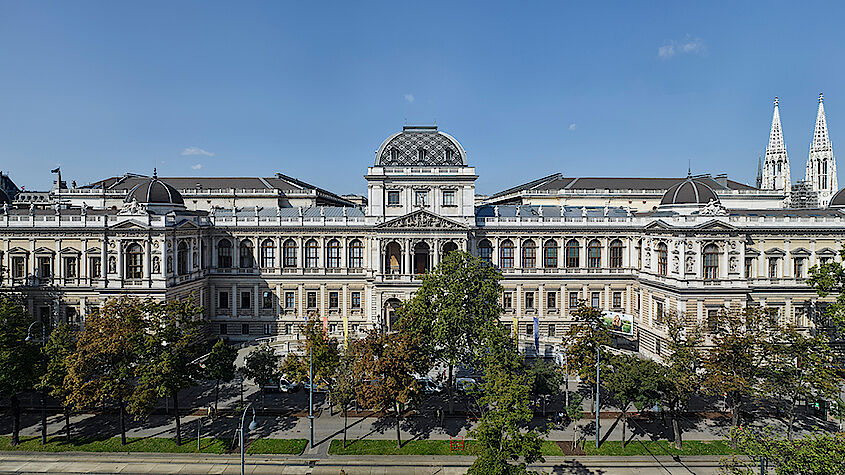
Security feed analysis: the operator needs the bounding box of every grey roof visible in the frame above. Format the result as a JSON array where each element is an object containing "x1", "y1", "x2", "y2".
[
  {"x1": 126, "y1": 177, "x2": 184, "y2": 205},
  {"x1": 375, "y1": 126, "x2": 467, "y2": 167},
  {"x1": 660, "y1": 178, "x2": 718, "y2": 206},
  {"x1": 0, "y1": 188, "x2": 9, "y2": 205},
  {"x1": 492, "y1": 173, "x2": 757, "y2": 198},
  {"x1": 829, "y1": 188, "x2": 845, "y2": 207},
  {"x1": 475, "y1": 205, "x2": 631, "y2": 218}
]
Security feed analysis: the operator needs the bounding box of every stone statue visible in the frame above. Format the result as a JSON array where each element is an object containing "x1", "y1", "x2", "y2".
[
  {"x1": 29, "y1": 203, "x2": 35, "y2": 215},
  {"x1": 2, "y1": 202, "x2": 8, "y2": 214},
  {"x1": 108, "y1": 256, "x2": 116, "y2": 274},
  {"x1": 152, "y1": 256, "x2": 160, "y2": 274}
]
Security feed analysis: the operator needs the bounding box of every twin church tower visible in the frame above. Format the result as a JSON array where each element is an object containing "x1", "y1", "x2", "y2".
[{"x1": 758, "y1": 93, "x2": 837, "y2": 207}]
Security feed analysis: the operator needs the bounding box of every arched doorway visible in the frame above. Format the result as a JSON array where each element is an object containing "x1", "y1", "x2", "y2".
[
  {"x1": 384, "y1": 298, "x2": 402, "y2": 331},
  {"x1": 442, "y1": 241, "x2": 458, "y2": 258},
  {"x1": 414, "y1": 242, "x2": 430, "y2": 274},
  {"x1": 385, "y1": 241, "x2": 402, "y2": 274}
]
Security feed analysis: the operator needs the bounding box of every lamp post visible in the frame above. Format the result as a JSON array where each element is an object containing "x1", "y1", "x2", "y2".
[
  {"x1": 595, "y1": 343, "x2": 600, "y2": 449},
  {"x1": 308, "y1": 341, "x2": 314, "y2": 448},
  {"x1": 238, "y1": 402, "x2": 258, "y2": 475},
  {"x1": 25, "y1": 321, "x2": 47, "y2": 445}
]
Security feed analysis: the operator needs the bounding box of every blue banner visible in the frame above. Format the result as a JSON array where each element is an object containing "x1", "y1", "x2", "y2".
[{"x1": 533, "y1": 316, "x2": 539, "y2": 354}]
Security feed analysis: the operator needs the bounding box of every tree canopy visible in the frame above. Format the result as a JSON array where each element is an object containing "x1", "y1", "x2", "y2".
[{"x1": 0, "y1": 294, "x2": 40, "y2": 445}]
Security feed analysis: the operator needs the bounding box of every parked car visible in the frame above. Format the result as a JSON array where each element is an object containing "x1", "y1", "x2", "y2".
[
  {"x1": 279, "y1": 378, "x2": 300, "y2": 393},
  {"x1": 302, "y1": 379, "x2": 330, "y2": 392},
  {"x1": 455, "y1": 377, "x2": 477, "y2": 393},
  {"x1": 414, "y1": 376, "x2": 442, "y2": 395}
]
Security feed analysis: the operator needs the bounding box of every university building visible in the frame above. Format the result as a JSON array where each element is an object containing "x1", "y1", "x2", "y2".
[{"x1": 0, "y1": 95, "x2": 842, "y2": 358}]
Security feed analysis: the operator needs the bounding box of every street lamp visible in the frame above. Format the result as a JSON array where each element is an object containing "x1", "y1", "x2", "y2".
[
  {"x1": 595, "y1": 342, "x2": 600, "y2": 449},
  {"x1": 308, "y1": 340, "x2": 314, "y2": 448},
  {"x1": 25, "y1": 321, "x2": 48, "y2": 445},
  {"x1": 238, "y1": 402, "x2": 259, "y2": 475}
]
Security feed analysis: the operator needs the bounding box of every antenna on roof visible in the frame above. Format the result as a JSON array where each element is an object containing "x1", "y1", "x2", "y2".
[
  {"x1": 153, "y1": 168, "x2": 157, "y2": 179},
  {"x1": 687, "y1": 159, "x2": 691, "y2": 177}
]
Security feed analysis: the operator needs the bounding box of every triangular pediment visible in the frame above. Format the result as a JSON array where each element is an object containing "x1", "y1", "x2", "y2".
[
  {"x1": 34, "y1": 246, "x2": 54, "y2": 254},
  {"x1": 695, "y1": 219, "x2": 736, "y2": 231},
  {"x1": 7, "y1": 246, "x2": 29, "y2": 254},
  {"x1": 377, "y1": 209, "x2": 467, "y2": 230},
  {"x1": 60, "y1": 247, "x2": 81, "y2": 254},
  {"x1": 109, "y1": 219, "x2": 149, "y2": 230},
  {"x1": 86, "y1": 247, "x2": 101, "y2": 253},
  {"x1": 174, "y1": 219, "x2": 199, "y2": 229},
  {"x1": 643, "y1": 220, "x2": 672, "y2": 230}
]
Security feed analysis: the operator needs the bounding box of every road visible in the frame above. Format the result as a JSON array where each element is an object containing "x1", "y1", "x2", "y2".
[{"x1": 0, "y1": 451, "x2": 729, "y2": 474}]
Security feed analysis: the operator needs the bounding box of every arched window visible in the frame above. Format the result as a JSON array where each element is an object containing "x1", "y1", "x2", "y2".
[
  {"x1": 177, "y1": 241, "x2": 188, "y2": 275},
  {"x1": 609, "y1": 239, "x2": 623, "y2": 268},
  {"x1": 565, "y1": 239, "x2": 580, "y2": 268},
  {"x1": 703, "y1": 244, "x2": 719, "y2": 280},
  {"x1": 239, "y1": 240, "x2": 254, "y2": 268},
  {"x1": 543, "y1": 240, "x2": 558, "y2": 268},
  {"x1": 326, "y1": 239, "x2": 341, "y2": 268},
  {"x1": 522, "y1": 240, "x2": 536, "y2": 268},
  {"x1": 478, "y1": 240, "x2": 493, "y2": 263},
  {"x1": 657, "y1": 242, "x2": 668, "y2": 276},
  {"x1": 443, "y1": 242, "x2": 459, "y2": 258},
  {"x1": 349, "y1": 240, "x2": 364, "y2": 268},
  {"x1": 260, "y1": 239, "x2": 275, "y2": 268},
  {"x1": 499, "y1": 240, "x2": 514, "y2": 268},
  {"x1": 126, "y1": 243, "x2": 143, "y2": 279},
  {"x1": 283, "y1": 239, "x2": 297, "y2": 268},
  {"x1": 217, "y1": 239, "x2": 232, "y2": 268},
  {"x1": 305, "y1": 239, "x2": 319, "y2": 268},
  {"x1": 588, "y1": 239, "x2": 601, "y2": 268}
]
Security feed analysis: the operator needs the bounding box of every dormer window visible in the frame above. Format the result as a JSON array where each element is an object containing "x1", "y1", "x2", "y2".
[
  {"x1": 417, "y1": 148, "x2": 427, "y2": 163},
  {"x1": 445, "y1": 148, "x2": 453, "y2": 162},
  {"x1": 390, "y1": 148, "x2": 399, "y2": 162}
]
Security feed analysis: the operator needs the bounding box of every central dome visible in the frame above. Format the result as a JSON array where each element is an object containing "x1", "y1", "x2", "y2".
[
  {"x1": 375, "y1": 125, "x2": 467, "y2": 167},
  {"x1": 125, "y1": 172, "x2": 184, "y2": 205},
  {"x1": 660, "y1": 176, "x2": 719, "y2": 206}
]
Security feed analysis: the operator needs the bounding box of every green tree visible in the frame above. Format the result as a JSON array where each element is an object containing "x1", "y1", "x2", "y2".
[
  {"x1": 352, "y1": 328, "x2": 428, "y2": 448},
  {"x1": 807, "y1": 245, "x2": 845, "y2": 332},
  {"x1": 35, "y1": 323, "x2": 77, "y2": 442},
  {"x1": 130, "y1": 299, "x2": 205, "y2": 446},
  {"x1": 564, "y1": 393, "x2": 585, "y2": 451},
  {"x1": 562, "y1": 303, "x2": 612, "y2": 414},
  {"x1": 65, "y1": 297, "x2": 146, "y2": 445},
  {"x1": 241, "y1": 342, "x2": 281, "y2": 404},
  {"x1": 702, "y1": 307, "x2": 775, "y2": 433},
  {"x1": 332, "y1": 353, "x2": 359, "y2": 448},
  {"x1": 722, "y1": 427, "x2": 845, "y2": 475},
  {"x1": 528, "y1": 360, "x2": 563, "y2": 416},
  {"x1": 760, "y1": 324, "x2": 841, "y2": 441},
  {"x1": 468, "y1": 325, "x2": 546, "y2": 475},
  {"x1": 204, "y1": 339, "x2": 237, "y2": 417},
  {"x1": 397, "y1": 251, "x2": 503, "y2": 414},
  {"x1": 603, "y1": 354, "x2": 662, "y2": 448},
  {"x1": 656, "y1": 311, "x2": 703, "y2": 449},
  {"x1": 280, "y1": 318, "x2": 341, "y2": 391},
  {"x1": 0, "y1": 294, "x2": 40, "y2": 446}
]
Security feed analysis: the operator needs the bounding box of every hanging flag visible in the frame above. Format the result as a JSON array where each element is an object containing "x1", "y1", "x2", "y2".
[
  {"x1": 533, "y1": 316, "x2": 540, "y2": 355},
  {"x1": 342, "y1": 313, "x2": 349, "y2": 349},
  {"x1": 512, "y1": 315, "x2": 518, "y2": 342},
  {"x1": 322, "y1": 313, "x2": 328, "y2": 335},
  {"x1": 50, "y1": 167, "x2": 60, "y2": 173}
]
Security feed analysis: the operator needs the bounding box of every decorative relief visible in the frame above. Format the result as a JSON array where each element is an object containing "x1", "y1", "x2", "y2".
[
  {"x1": 379, "y1": 210, "x2": 464, "y2": 229},
  {"x1": 699, "y1": 199, "x2": 729, "y2": 216},
  {"x1": 729, "y1": 256, "x2": 738, "y2": 273},
  {"x1": 685, "y1": 256, "x2": 694, "y2": 273},
  {"x1": 152, "y1": 256, "x2": 161, "y2": 274}
]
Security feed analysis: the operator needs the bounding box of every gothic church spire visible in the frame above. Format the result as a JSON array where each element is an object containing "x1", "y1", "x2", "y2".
[
  {"x1": 806, "y1": 92, "x2": 837, "y2": 206},
  {"x1": 762, "y1": 97, "x2": 791, "y2": 193}
]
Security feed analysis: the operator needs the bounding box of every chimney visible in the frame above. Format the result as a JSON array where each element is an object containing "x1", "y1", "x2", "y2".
[{"x1": 714, "y1": 173, "x2": 728, "y2": 188}]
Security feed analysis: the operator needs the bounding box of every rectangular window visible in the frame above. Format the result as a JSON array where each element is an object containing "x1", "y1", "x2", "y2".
[
  {"x1": 525, "y1": 324, "x2": 533, "y2": 336},
  {"x1": 307, "y1": 291, "x2": 317, "y2": 309},
  {"x1": 769, "y1": 258, "x2": 779, "y2": 278},
  {"x1": 262, "y1": 291, "x2": 273, "y2": 309},
  {"x1": 547, "y1": 291, "x2": 556, "y2": 309},
  {"x1": 329, "y1": 323, "x2": 338, "y2": 334},
  {"x1": 654, "y1": 299, "x2": 665, "y2": 323},
  {"x1": 285, "y1": 324, "x2": 292, "y2": 335},
  {"x1": 612, "y1": 291, "x2": 622, "y2": 309},
  {"x1": 329, "y1": 291, "x2": 339, "y2": 308},
  {"x1": 442, "y1": 190, "x2": 456, "y2": 206},
  {"x1": 351, "y1": 291, "x2": 361, "y2": 308},
  {"x1": 414, "y1": 190, "x2": 428, "y2": 207},
  {"x1": 90, "y1": 256, "x2": 102, "y2": 278},
  {"x1": 218, "y1": 291, "x2": 229, "y2": 309},
  {"x1": 63, "y1": 257, "x2": 77, "y2": 278},
  {"x1": 12, "y1": 256, "x2": 26, "y2": 278},
  {"x1": 387, "y1": 190, "x2": 400, "y2": 206},
  {"x1": 240, "y1": 291, "x2": 251, "y2": 309},
  {"x1": 707, "y1": 309, "x2": 719, "y2": 332},
  {"x1": 285, "y1": 291, "x2": 295, "y2": 309},
  {"x1": 548, "y1": 324, "x2": 555, "y2": 337},
  {"x1": 569, "y1": 292, "x2": 579, "y2": 309},
  {"x1": 745, "y1": 257, "x2": 754, "y2": 279},
  {"x1": 525, "y1": 291, "x2": 535, "y2": 309},
  {"x1": 219, "y1": 323, "x2": 227, "y2": 335},
  {"x1": 241, "y1": 324, "x2": 249, "y2": 335},
  {"x1": 793, "y1": 258, "x2": 804, "y2": 278},
  {"x1": 263, "y1": 323, "x2": 272, "y2": 335},
  {"x1": 503, "y1": 291, "x2": 513, "y2": 309},
  {"x1": 591, "y1": 292, "x2": 600, "y2": 309},
  {"x1": 38, "y1": 256, "x2": 52, "y2": 278}
]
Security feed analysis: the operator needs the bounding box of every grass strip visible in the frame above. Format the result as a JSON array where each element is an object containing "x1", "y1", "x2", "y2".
[
  {"x1": 580, "y1": 439, "x2": 736, "y2": 456},
  {"x1": 0, "y1": 436, "x2": 228, "y2": 454},
  {"x1": 247, "y1": 438, "x2": 307, "y2": 455},
  {"x1": 328, "y1": 439, "x2": 563, "y2": 456}
]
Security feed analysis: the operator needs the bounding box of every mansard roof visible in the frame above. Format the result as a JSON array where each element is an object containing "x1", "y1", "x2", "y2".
[
  {"x1": 214, "y1": 206, "x2": 365, "y2": 218},
  {"x1": 475, "y1": 205, "x2": 631, "y2": 218},
  {"x1": 375, "y1": 125, "x2": 468, "y2": 167}
]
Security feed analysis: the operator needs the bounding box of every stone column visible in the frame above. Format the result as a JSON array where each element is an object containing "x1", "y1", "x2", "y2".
[
  {"x1": 405, "y1": 241, "x2": 412, "y2": 275},
  {"x1": 784, "y1": 240, "x2": 792, "y2": 278},
  {"x1": 253, "y1": 283, "x2": 260, "y2": 318},
  {"x1": 231, "y1": 283, "x2": 237, "y2": 317},
  {"x1": 758, "y1": 239, "x2": 766, "y2": 277},
  {"x1": 117, "y1": 239, "x2": 124, "y2": 286},
  {"x1": 144, "y1": 239, "x2": 151, "y2": 281},
  {"x1": 538, "y1": 283, "x2": 545, "y2": 319},
  {"x1": 233, "y1": 236, "x2": 240, "y2": 269}
]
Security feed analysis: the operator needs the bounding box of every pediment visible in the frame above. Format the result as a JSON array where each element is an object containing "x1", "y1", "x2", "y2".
[
  {"x1": 694, "y1": 219, "x2": 736, "y2": 231},
  {"x1": 109, "y1": 219, "x2": 149, "y2": 230},
  {"x1": 7, "y1": 246, "x2": 29, "y2": 254},
  {"x1": 764, "y1": 247, "x2": 786, "y2": 256},
  {"x1": 86, "y1": 247, "x2": 101, "y2": 253},
  {"x1": 744, "y1": 247, "x2": 760, "y2": 256},
  {"x1": 34, "y1": 246, "x2": 54, "y2": 254},
  {"x1": 173, "y1": 219, "x2": 199, "y2": 230},
  {"x1": 377, "y1": 209, "x2": 467, "y2": 230},
  {"x1": 791, "y1": 247, "x2": 811, "y2": 256},
  {"x1": 817, "y1": 247, "x2": 838, "y2": 256},
  {"x1": 60, "y1": 247, "x2": 81, "y2": 254},
  {"x1": 643, "y1": 220, "x2": 672, "y2": 230}
]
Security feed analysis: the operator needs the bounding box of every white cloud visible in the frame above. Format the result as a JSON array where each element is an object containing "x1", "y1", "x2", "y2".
[
  {"x1": 191, "y1": 163, "x2": 202, "y2": 170},
  {"x1": 658, "y1": 36, "x2": 706, "y2": 60},
  {"x1": 181, "y1": 146, "x2": 215, "y2": 157},
  {"x1": 403, "y1": 94, "x2": 415, "y2": 103},
  {"x1": 568, "y1": 123, "x2": 577, "y2": 131}
]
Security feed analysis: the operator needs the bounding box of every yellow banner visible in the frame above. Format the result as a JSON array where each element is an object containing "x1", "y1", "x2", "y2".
[
  {"x1": 342, "y1": 313, "x2": 349, "y2": 349},
  {"x1": 513, "y1": 315, "x2": 518, "y2": 341}
]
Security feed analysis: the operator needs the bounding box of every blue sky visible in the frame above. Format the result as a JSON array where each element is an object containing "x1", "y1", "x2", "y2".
[{"x1": 1, "y1": 1, "x2": 844, "y2": 196}]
